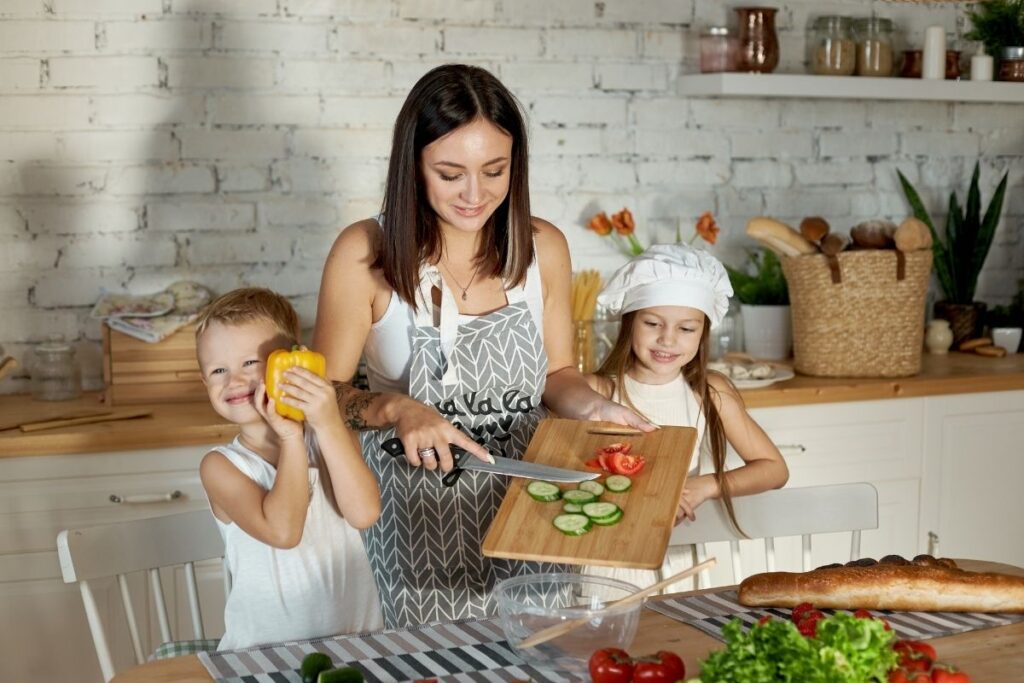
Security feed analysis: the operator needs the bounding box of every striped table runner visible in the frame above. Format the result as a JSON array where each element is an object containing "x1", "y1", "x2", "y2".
[
  {"x1": 645, "y1": 589, "x2": 1024, "y2": 642},
  {"x1": 198, "y1": 618, "x2": 573, "y2": 683}
]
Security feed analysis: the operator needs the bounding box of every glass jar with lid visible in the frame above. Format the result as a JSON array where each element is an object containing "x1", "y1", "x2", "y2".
[
  {"x1": 699, "y1": 26, "x2": 738, "y2": 73},
  {"x1": 853, "y1": 17, "x2": 895, "y2": 77},
  {"x1": 809, "y1": 16, "x2": 856, "y2": 76},
  {"x1": 30, "y1": 334, "x2": 82, "y2": 401}
]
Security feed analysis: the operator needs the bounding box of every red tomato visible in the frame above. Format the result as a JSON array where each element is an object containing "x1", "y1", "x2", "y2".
[
  {"x1": 931, "y1": 665, "x2": 970, "y2": 683},
  {"x1": 757, "y1": 615, "x2": 773, "y2": 626},
  {"x1": 797, "y1": 614, "x2": 823, "y2": 637},
  {"x1": 908, "y1": 641, "x2": 937, "y2": 663},
  {"x1": 597, "y1": 452, "x2": 612, "y2": 471},
  {"x1": 608, "y1": 452, "x2": 646, "y2": 475},
  {"x1": 585, "y1": 458, "x2": 603, "y2": 469},
  {"x1": 854, "y1": 608, "x2": 874, "y2": 619},
  {"x1": 620, "y1": 442, "x2": 633, "y2": 454},
  {"x1": 588, "y1": 647, "x2": 634, "y2": 683},
  {"x1": 903, "y1": 659, "x2": 930, "y2": 673},
  {"x1": 599, "y1": 443, "x2": 626, "y2": 454},
  {"x1": 791, "y1": 602, "x2": 816, "y2": 623},
  {"x1": 632, "y1": 651, "x2": 685, "y2": 683}
]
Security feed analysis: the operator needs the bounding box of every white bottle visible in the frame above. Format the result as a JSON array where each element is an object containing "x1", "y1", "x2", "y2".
[
  {"x1": 971, "y1": 45, "x2": 994, "y2": 81},
  {"x1": 922, "y1": 25, "x2": 946, "y2": 80}
]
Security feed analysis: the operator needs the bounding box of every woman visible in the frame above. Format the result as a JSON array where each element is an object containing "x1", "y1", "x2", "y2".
[{"x1": 313, "y1": 64, "x2": 651, "y2": 629}]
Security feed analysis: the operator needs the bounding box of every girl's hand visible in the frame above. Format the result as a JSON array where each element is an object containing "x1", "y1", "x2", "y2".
[
  {"x1": 276, "y1": 367, "x2": 343, "y2": 432},
  {"x1": 253, "y1": 382, "x2": 303, "y2": 441},
  {"x1": 589, "y1": 397, "x2": 658, "y2": 432},
  {"x1": 675, "y1": 474, "x2": 719, "y2": 523},
  {"x1": 391, "y1": 397, "x2": 492, "y2": 473}
]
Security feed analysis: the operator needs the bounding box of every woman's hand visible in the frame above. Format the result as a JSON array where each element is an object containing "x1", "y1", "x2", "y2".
[
  {"x1": 252, "y1": 382, "x2": 304, "y2": 442},
  {"x1": 275, "y1": 367, "x2": 343, "y2": 433},
  {"x1": 391, "y1": 397, "x2": 493, "y2": 473},
  {"x1": 587, "y1": 396, "x2": 658, "y2": 432},
  {"x1": 675, "y1": 474, "x2": 719, "y2": 523}
]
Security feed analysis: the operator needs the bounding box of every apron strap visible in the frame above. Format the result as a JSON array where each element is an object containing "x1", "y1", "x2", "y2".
[{"x1": 414, "y1": 263, "x2": 461, "y2": 387}]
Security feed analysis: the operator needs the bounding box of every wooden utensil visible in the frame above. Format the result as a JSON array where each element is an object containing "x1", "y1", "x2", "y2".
[
  {"x1": 0, "y1": 406, "x2": 111, "y2": 432},
  {"x1": 482, "y1": 418, "x2": 698, "y2": 569},
  {"x1": 516, "y1": 558, "x2": 717, "y2": 650},
  {"x1": 0, "y1": 356, "x2": 17, "y2": 382},
  {"x1": 19, "y1": 408, "x2": 152, "y2": 432}
]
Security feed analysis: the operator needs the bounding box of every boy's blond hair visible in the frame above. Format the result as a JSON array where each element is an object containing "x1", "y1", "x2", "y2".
[{"x1": 195, "y1": 287, "x2": 301, "y2": 344}]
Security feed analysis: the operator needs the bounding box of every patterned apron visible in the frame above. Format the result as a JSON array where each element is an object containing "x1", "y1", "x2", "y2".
[{"x1": 360, "y1": 261, "x2": 568, "y2": 629}]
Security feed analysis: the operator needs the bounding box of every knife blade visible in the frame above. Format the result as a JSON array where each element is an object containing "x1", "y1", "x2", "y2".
[{"x1": 452, "y1": 449, "x2": 600, "y2": 484}]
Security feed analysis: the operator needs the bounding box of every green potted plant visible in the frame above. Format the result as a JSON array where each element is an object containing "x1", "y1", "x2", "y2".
[
  {"x1": 897, "y1": 162, "x2": 1009, "y2": 346},
  {"x1": 966, "y1": 0, "x2": 1024, "y2": 81},
  {"x1": 726, "y1": 249, "x2": 791, "y2": 360}
]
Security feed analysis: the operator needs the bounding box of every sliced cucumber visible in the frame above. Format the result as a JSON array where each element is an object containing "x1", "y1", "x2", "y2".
[
  {"x1": 592, "y1": 509, "x2": 623, "y2": 526},
  {"x1": 561, "y1": 489, "x2": 597, "y2": 505},
  {"x1": 562, "y1": 502, "x2": 583, "y2": 514},
  {"x1": 553, "y1": 513, "x2": 592, "y2": 536},
  {"x1": 605, "y1": 474, "x2": 632, "y2": 493},
  {"x1": 526, "y1": 481, "x2": 561, "y2": 502},
  {"x1": 581, "y1": 502, "x2": 620, "y2": 520},
  {"x1": 578, "y1": 480, "x2": 605, "y2": 497}
]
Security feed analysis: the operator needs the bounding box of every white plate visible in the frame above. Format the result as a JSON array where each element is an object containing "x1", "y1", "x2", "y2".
[{"x1": 730, "y1": 366, "x2": 795, "y2": 389}]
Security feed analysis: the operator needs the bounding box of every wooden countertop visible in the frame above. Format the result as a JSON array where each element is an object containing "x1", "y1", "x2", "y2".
[
  {"x1": 2, "y1": 352, "x2": 1022, "y2": 458},
  {"x1": 740, "y1": 351, "x2": 1024, "y2": 408}
]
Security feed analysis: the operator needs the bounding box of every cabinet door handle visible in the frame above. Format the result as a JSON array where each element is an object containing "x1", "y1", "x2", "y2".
[
  {"x1": 109, "y1": 490, "x2": 183, "y2": 504},
  {"x1": 776, "y1": 444, "x2": 807, "y2": 456}
]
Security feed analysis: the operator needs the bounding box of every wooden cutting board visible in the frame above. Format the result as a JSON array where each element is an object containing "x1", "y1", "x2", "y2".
[{"x1": 482, "y1": 418, "x2": 697, "y2": 570}]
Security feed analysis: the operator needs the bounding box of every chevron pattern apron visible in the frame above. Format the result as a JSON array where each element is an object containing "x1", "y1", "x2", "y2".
[{"x1": 360, "y1": 261, "x2": 569, "y2": 629}]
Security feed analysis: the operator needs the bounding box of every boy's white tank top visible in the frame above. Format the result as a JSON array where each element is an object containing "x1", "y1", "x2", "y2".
[{"x1": 212, "y1": 437, "x2": 383, "y2": 651}]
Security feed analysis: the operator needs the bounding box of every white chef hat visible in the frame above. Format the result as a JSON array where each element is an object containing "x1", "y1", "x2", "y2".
[{"x1": 597, "y1": 243, "x2": 734, "y2": 328}]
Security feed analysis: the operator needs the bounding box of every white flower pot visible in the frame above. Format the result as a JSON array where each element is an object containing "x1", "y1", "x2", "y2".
[
  {"x1": 741, "y1": 304, "x2": 792, "y2": 360},
  {"x1": 992, "y1": 327, "x2": 1022, "y2": 354}
]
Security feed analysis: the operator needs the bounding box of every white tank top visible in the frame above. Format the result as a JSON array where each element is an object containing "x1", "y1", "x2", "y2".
[
  {"x1": 211, "y1": 438, "x2": 383, "y2": 650},
  {"x1": 613, "y1": 373, "x2": 711, "y2": 475},
  {"x1": 363, "y1": 246, "x2": 545, "y2": 395}
]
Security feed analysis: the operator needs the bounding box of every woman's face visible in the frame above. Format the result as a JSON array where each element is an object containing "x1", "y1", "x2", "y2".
[{"x1": 420, "y1": 117, "x2": 513, "y2": 237}]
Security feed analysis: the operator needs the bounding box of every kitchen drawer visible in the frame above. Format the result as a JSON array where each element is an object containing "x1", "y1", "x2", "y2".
[{"x1": 749, "y1": 398, "x2": 925, "y2": 485}]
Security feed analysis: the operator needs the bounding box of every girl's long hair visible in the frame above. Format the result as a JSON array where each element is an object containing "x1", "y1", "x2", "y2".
[
  {"x1": 596, "y1": 312, "x2": 742, "y2": 534},
  {"x1": 376, "y1": 64, "x2": 533, "y2": 310}
]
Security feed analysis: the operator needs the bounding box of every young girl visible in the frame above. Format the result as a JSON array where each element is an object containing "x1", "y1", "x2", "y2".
[
  {"x1": 195, "y1": 288, "x2": 384, "y2": 650},
  {"x1": 585, "y1": 244, "x2": 789, "y2": 590}
]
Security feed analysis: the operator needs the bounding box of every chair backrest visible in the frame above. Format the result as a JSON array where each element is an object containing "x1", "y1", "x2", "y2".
[
  {"x1": 57, "y1": 510, "x2": 225, "y2": 682},
  {"x1": 667, "y1": 483, "x2": 878, "y2": 588}
]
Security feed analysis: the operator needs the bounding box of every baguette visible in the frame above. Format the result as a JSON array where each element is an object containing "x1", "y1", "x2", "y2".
[
  {"x1": 738, "y1": 555, "x2": 1024, "y2": 613},
  {"x1": 746, "y1": 217, "x2": 818, "y2": 257}
]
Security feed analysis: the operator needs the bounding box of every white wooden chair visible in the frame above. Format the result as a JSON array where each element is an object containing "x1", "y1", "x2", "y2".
[
  {"x1": 57, "y1": 510, "x2": 226, "y2": 682},
  {"x1": 664, "y1": 482, "x2": 879, "y2": 588}
]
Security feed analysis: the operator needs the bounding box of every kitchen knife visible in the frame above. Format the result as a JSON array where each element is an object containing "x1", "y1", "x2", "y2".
[{"x1": 380, "y1": 437, "x2": 598, "y2": 485}]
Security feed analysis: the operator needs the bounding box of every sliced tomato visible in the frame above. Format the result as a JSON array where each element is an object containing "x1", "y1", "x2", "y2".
[
  {"x1": 597, "y1": 452, "x2": 612, "y2": 472},
  {"x1": 585, "y1": 458, "x2": 603, "y2": 469},
  {"x1": 608, "y1": 452, "x2": 646, "y2": 476},
  {"x1": 620, "y1": 442, "x2": 632, "y2": 454}
]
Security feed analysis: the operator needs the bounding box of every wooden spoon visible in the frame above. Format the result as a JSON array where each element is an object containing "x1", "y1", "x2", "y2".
[{"x1": 516, "y1": 557, "x2": 717, "y2": 650}]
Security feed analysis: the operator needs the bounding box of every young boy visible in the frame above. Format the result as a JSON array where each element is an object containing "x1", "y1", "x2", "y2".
[{"x1": 195, "y1": 287, "x2": 383, "y2": 650}]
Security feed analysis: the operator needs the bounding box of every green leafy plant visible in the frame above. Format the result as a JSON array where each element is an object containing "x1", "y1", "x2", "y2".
[
  {"x1": 986, "y1": 280, "x2": 1024, "y2": 328},
  {"x1": 965, "y1": 0, "x2": 1024, "y2": 58},
  {"x1": 897, "y1": 162, "x2": 1008, "y2": 305},
  {"x1": 725, "y1": 249, "x2": 789, "y2": 306}
]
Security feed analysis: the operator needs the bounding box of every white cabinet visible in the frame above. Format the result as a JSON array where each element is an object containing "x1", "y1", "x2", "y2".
[
  {"x1": 0, "y1": 446, "x2": 225, "y2": 683},
  {"x1": 920, "y1": 391, "x2": 1024, "y2": 568}
]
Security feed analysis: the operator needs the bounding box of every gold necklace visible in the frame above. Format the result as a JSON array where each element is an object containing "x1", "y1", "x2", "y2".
[{"x1": 440, "y1": 258, "x2": 480, "y2": 301}]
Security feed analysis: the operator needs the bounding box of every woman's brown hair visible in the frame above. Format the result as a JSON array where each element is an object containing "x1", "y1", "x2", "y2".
[
  {"x1": 376, "y1": 64, "x2": 534, "y2": 310},
  {"x1": 596, "y1": 312, "x2": 743, "y2": 534}
]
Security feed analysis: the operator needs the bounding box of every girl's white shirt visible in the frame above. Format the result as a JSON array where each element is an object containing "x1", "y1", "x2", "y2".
[{"x1": 211, "y1": 437, "x2": 383, "y2": 651}]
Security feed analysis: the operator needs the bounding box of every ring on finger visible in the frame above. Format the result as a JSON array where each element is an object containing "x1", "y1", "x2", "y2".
[{"x1": 417, "y1": 447, "x2": 437, "y2": 459}]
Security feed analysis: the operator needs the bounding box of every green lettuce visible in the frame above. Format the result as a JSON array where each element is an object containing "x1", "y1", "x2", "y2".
[{"x1": 690, "y1": 613, "x2": 899, "y2": 683}]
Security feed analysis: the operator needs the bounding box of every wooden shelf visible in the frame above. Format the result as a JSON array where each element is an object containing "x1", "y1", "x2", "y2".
[{"x1": 677, "y1": 72, "x2": 1024, "y2": 103}]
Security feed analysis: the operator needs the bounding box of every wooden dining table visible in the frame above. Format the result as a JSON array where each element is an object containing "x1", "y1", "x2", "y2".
[{"x1": 111, "y1": 560, "x2": 1024, "y2": 683}]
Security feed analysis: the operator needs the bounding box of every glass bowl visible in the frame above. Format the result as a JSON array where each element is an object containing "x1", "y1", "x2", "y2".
[{"x1": 492, "y1": 573, "x2": 641, "y2": 675}]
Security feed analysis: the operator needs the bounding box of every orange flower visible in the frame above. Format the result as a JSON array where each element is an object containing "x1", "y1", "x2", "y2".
[
  {"x1": 610, "y1": 208, "x2": 635, "y2": 236},
  {"x1": 695, "y1": 211, "x2": 719, "y2": 245},
  {"x1": 588, "y1": 212, "x2": 613, "y2": 236}
]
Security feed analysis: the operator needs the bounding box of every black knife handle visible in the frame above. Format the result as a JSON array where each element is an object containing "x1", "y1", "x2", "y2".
[{"x1": 381, "y1": 437, "x2": 469, "y2": 464}]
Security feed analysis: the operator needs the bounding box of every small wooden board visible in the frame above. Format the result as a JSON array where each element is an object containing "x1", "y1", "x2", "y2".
[{"x1": 482, "y1": 418, "x2": 697, "y2": 570}]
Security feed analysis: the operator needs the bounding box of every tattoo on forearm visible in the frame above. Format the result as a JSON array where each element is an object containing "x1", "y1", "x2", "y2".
[{"x1": 334, "y1": 382, "x2": 381, "y2": 431}]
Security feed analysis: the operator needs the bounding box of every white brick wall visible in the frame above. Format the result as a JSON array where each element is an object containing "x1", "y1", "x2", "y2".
[{"x1": 1, "y1": 0, "x2": 1022, "y2": 394}]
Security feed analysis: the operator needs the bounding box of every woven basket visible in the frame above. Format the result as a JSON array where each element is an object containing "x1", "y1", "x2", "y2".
[{"x1": 781, "y1": 250, "x2": 933, "y2": 378}]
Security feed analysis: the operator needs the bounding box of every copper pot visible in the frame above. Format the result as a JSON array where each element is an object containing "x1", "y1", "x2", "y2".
[{"x1": 735, "y1": 7, "x2": 779, "y2": 73}]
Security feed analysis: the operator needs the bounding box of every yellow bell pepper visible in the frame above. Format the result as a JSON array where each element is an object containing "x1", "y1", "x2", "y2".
[{"x1": 265, "y1": 346, "x2": 327, "y2": 422}]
